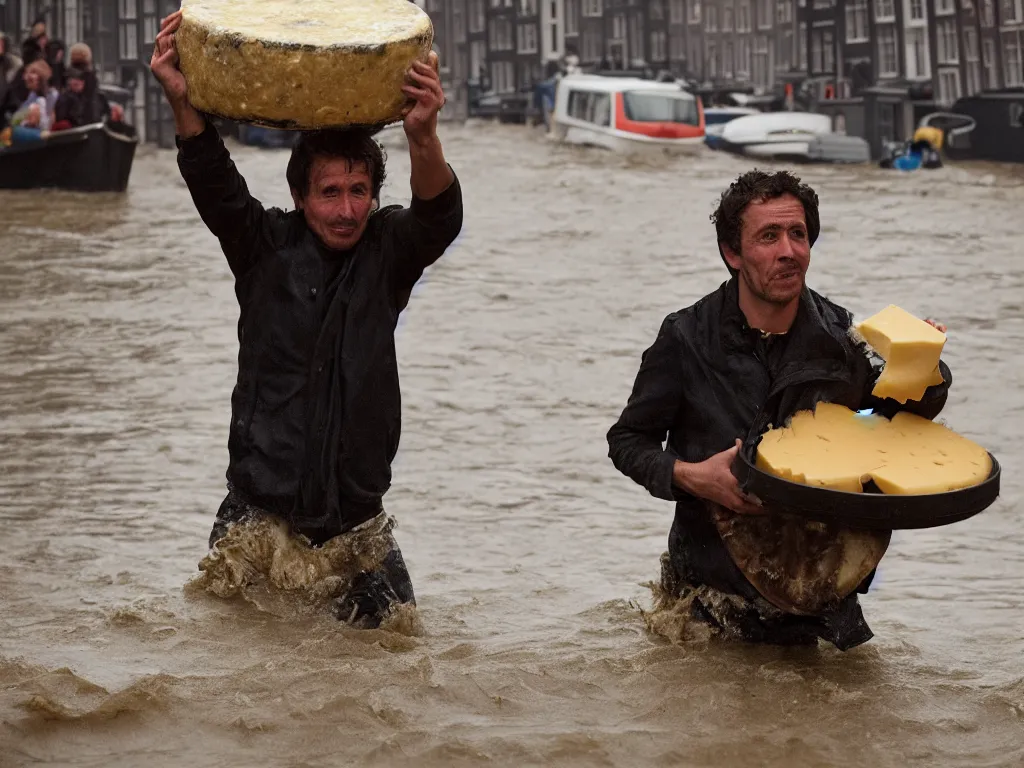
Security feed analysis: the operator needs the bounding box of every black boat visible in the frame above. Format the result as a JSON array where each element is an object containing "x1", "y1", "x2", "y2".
[
  {"x1": 0, "y1": 121, "x2": 139, "y2": 192},
  {"x1": 924, "y1": 89, "x2": 1024, "y2": 164}
]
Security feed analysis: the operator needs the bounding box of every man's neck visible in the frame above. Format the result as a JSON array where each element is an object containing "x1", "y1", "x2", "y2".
[{"x1": 737, "y1": 278, "x2": 800, "y2": 335}]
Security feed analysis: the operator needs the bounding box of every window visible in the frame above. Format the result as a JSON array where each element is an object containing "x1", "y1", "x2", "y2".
[
  {"x1": 1002, "y1": 0, "x2": 1022, "y2": 23},
  {"x1": 670, "y1": 0, "x2": 684, "y2": 23},
  {"x1": 566, "y1": 0, "x2": 579, "y2": 34},
  {"x1": 983, "y1": 38, "x2": 997, "y2": 87},
  {"x1": 582, "y1": 0, "x2": 602, "y2": 16},
  {"x1": 779, "y1": 29, "x2": 793, "y2": 70},
  {"x1": 936, "y1": 19, "x2": 958, "y2": 63},
  {"x1": 875, "y1": 0, "x2": 895, "y2": 18},
  {"x1": 705, "y1": 5, "x2": 717, "y2": 30},
  {"x1": 118, "y1": 0, "x2": 138, "y2": 61},
  {"x1": 964, "y1": 28, "x2": 981, "y2": 94},
  {"x1": 738, "y1": 36, "x2": 751, "y2": 74},
  {"x1": 753, "y1": 35, "x2": 769, "y2": 86},
  {"x1": 936, "y1": 0, "x2": 955, "y2": 11},
  {"x1": 708, "y1": 41, "x2": 718, "y2": 77},
  {"x1": 628, "y1": 16, "x2": 643, "y2": 64},
  {"x1": 519, "y1": 0, "x2": 538, "y2": 14},
  {"x1": 670, "y1": 31, "x2": 686, "y2": 58},
  {"x1": 582, "y1": 27, "x2": 602, "y2": 59},
  {"x1": 470, "y1": 40, "x2": 487, "y2": 80},
  {"x1": 651, "y1": 30, "x2": 668, "y2": 60},
  {"x1": 981, "y1": 0, "x2": 995, "y2": 24},
  {"x1": 723, "y1": 4, "x2": 734, "y2": 31},
  {"x1": 846, "y1": 0, "x2": 868, "y2": 42},
  {"x1": 758, "y1": 0, "x2": 772, "y2": 28},
  {"x1": 1006, "y1": 33, "x2": 1023, "y2": 87},
  {"x1": 907, "y1": 27, "x2": 930, "y2": 78},
  {"x1": 490, "y1": 60, "x2": 516, "y2": 92},
  {"x1": 453, "y1": 0, "x2": 466, "y2": 41},
  {"x1": 470, "y1": 0, "x2": 486, "y2": 32},
  {"x1": 612, "y1": 13, "x2": 626, "y2": 39},
  {"x1": 777, "y1": 0, "x2": 792, "y2": 23},
  {"x1": 909, "y1": 0, "x2": 925, "y2": 19},
  {"x1": 738, "y1": 0, "x2": 751, "y2": 31},
  {"x1": 688, "y1": 0, "x2": 702, "y2": 23},
  {"x1": 723, "y1": 40, "x2": 734, "y2": 76},
  {"x1": 799, "y1": 22, "x2": 808, "y2": 69},
  {"x1": 823, "y1": 28, "x2": 834, "y2": 71},
  {"x1": 517, "y1": 23, "x2": 538, "y2": 52},
  {"x1": 938, "y1": 70, "x2": 961, "y2": 104},
  {"x1": 650, "y1": 0, "x2": 665, "y2": 20},
  {"x1": 877, "y1": 24, "x2": 898, "y2": 76},
  {"x1": 811, "y1": 28, "x2": 823, "y2": 72},
  {"x1": 623, "y1": 92, "x2": 699, "y2": 123},
  {"x1": 567, "y1": 89, "x2": 611, "y2": 124}
]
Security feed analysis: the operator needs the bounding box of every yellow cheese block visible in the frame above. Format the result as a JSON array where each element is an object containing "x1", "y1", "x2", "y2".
[
  {"x1": 855, "y1": 304, "x2": 946, "y2": 403},
  {"x1": 757, "y1": 402, "x2": 992, "y2": 495},
  {"x1": 176, "y1": 0, "x2": 434, "y2": 129}
]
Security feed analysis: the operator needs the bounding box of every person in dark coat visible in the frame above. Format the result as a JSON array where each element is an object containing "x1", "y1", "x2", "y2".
[
  {"x1": 607, "y1": 170, "x2": 951, "y2": 651},
  {"x1": 150, "y1": 11, "x2": 462, "y2": 628},
  {"x1": 53, "y1": 67, "x2": 88, "y2": 128}
]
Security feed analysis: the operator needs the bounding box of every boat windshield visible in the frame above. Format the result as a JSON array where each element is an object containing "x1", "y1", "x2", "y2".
[
  {"x1": 704, "y1": 112, "x2": 743, "y2": 125},
  {"x1": 622, "y1": 92, "x2": 700, "y2": 125}
]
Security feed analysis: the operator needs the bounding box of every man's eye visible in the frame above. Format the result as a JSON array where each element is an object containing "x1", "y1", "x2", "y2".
[{"x1": 791, "y1": 229, "x2": 807, "y2": 240}]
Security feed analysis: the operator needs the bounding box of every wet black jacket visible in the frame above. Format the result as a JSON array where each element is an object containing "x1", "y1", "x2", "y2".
[
  {"x1": 177, "y1": 122, "x2": 463, "y2": 537},
  {"x1": 607, "y1": 277, "x2": 950, "y2": 606}
]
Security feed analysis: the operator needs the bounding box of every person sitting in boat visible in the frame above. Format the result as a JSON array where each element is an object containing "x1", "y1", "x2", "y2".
[
  {"x1": 7, "y1": 101, "x2": 48, "y2": 144},
  {"x1": 16, "y1": 59, "x2": 57, "y2": 128},
  {"x1": 63, "y1": 42, "x2": 124, "y2": 126},
  {"x1": 606, "y1": 169, "x2": 951, "y2": 651},
  {"x1": 52, "y1": 68, "x2": 97, "y2": 130}
]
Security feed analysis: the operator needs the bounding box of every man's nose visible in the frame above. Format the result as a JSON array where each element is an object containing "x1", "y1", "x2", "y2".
[{"x1": 775, "y1": 233, "x2": 798, "y2": 258}]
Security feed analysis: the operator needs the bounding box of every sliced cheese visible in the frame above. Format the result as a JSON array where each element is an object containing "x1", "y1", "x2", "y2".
[
  {"x1": 176, "y1": 0, "x2": 434, "y2": 129},
  {"x1": 757, "y1": 402, "x2": 991, "y2": 495},
  {"x1": 855, "y1": 304, "x2": 946, "y2": 403}
]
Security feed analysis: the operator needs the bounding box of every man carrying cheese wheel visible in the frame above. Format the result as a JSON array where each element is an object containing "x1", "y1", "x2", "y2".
[
  {"x1": 607, "y1": 170, "x2": 949, "y2": 650},
  {"x1": 150, "y1": 12, "x2": 463, "y2": 628}
]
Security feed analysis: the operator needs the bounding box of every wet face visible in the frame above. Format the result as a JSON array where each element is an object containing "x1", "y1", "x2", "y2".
[
  {"x1": 69, "y1": 77, "x2": 85, "y2": 94},
  {"x1": 722, "y1": 193, "x2": 811, "y2": 306},
  {"x1": 292, "y1": 157, "x2": 374, "y2": 252}
]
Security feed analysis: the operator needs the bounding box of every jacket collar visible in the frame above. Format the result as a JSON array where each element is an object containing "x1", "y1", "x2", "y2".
[{"x1": 719, "y1": 276, "x2": 852, "y2": 377}]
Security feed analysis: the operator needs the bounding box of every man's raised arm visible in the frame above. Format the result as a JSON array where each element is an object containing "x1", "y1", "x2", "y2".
[
  {"x1": 150, "y1": 11, "x2": 265, "y2": 279},
  {"x1": 386, "y1": 52, "x2": 464, "y2": 297}
]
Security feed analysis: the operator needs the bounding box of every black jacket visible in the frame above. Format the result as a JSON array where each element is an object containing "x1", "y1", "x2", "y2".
[
  {"x1": 177, "y1": 122, "x2": 463, "y2": 538},
  {"x1": 607, "y1": 277, "x2": 950, "y2": 606}
]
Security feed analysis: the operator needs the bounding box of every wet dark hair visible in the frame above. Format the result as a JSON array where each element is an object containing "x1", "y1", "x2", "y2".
[
  {"x1": 710, "y1": 169, "x2": 820, "y2": 272},
  {"x1": 286, "y1": 129, "x2": 387, "y2": 203}
]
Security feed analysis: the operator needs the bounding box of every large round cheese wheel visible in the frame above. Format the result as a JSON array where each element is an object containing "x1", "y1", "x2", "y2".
[{"x1": 176, "y1": 0, "x2": 434, "y2": 129}]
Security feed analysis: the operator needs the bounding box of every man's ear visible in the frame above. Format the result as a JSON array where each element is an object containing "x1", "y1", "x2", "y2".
[
  {"x1": 720, "y1": 241, "x2": 742, "y2": 272},
  {"x1": 290, "y1": 188, "x2": 303, "y2": 211}
]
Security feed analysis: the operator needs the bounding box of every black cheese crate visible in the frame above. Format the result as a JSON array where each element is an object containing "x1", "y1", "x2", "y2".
[{"x1": 732, "y1": 438, "x2": 1001, "y2": 530}]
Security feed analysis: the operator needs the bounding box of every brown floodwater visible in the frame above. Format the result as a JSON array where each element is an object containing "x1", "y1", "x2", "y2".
[{"x1": 1, "y1": 123, "x2": 1022, "y2": 767}]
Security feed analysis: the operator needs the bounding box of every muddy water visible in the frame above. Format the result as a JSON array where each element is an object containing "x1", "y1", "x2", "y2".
[{"x1": 1, "y1": 124, "x2": 1022, "y2": 767}]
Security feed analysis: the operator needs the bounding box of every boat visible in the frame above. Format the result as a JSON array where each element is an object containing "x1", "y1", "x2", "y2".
[
  {"x1": 551, "y1": 73, "x2": 705, "y2": 156},
  {"x1": 0, "y1": 121, "x2": 138, "y2": 192},
  {"x1": 919, "y1": 92, "x2": 1022, "y2": 163},
  {"x1": 703, "y1": 106, "x2": 759, "y2": 149},
  {"x1": 717, "y1": 111, "x2": 869, "y2": 163}
]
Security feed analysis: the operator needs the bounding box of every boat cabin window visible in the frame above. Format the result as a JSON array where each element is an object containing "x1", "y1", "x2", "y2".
[
  {"x1": 622, "y1": 92, "x2": 700, "y2": 125},
  {"x1": 567, "y1": 89, "x2": 612, "y2": 127},
  {"x1": 704, "y1": 111, "x2": 742, "y2": 125}
]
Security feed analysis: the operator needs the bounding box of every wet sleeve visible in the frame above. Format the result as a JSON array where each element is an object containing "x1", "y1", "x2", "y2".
[
  {"x1": 606, "y1": 317, "x2": 686, "y2": 502},
  {"x1": 384, "y1": 167, "x2": 464, "y2": 299},
  {"x1": 860, "y1": 351, "x2": 952, "y2": 422},
  {"x1": 176, "y1": 121, "x2": 266, "y2": 278}
]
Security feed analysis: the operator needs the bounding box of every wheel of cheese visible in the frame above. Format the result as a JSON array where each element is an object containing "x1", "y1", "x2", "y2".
[{"x1": 175, "y1": 0, "x2": 434, "y2": 129}]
